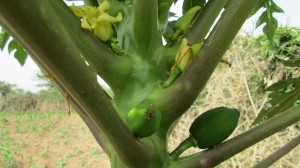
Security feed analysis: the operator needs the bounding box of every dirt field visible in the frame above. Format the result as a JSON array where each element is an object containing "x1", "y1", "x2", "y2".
[{"x1": 0, "y1": 112, "x2": 110, "y2": 168}]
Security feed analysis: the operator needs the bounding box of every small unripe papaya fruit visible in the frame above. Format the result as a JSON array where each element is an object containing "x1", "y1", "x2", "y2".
[
  {"x1": 189, "y1": 107, "x2": 240, "y2": 149},
  {"x1": 127, "y1": 104, "x2": 161, "y2": 138},
  {"x1": 169, "y1": 106, "x2": 240, "y2": 160}
]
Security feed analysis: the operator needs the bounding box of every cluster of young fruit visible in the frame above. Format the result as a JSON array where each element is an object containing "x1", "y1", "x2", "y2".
[{"x1": 126, "y1": 104, "x2": 240, "y2": 160}]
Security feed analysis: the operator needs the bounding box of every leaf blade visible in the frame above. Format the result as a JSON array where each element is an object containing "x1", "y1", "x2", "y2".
[
  {"x1": 0, "y1": 29, "x2": 10, "y2": 51},
  {"x1": 253, "y1": 78, "x2": 300, "y2": 125},
  {"x1": 8, "y1": 40, "x2": 28, "y2": 66},
  {"x1": 254, "y1": 0, "x2": 284, "y2": 42}
]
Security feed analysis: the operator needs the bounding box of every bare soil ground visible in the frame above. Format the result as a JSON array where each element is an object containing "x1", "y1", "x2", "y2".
[
  {"x1": 0, "y1": 112, "x2": 110, "y2": 168},
  {"x1": 1, "y1": 108, "x2": 299, "y2": 168}
]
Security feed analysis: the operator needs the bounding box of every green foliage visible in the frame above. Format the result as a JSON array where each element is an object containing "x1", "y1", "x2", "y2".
[
  {"x1": 0, "y1": 28, "x2": 28, "y2": 66},
  {"x1": 254, "y1": 78, "x2": 300, "y2": 124},
  {"x1": 255, "y1": 0, "x2": 284, "y2": 42},
  {"x1": 253, "y1": 27, "x2": 300, "y2": 124},
  {"x1": 254, "y1": 27, "x2": 300, "y2": 84},
  {"x1": 7, "y1": 40, "x2": 28, "y2": 66},
  {"x1": 0, "y1": 145, "x2": 15, "y2": 168},
  {"x1": 255, "y1": 27, "x2": 300, "y2": 59},
  {"x1": 0, "y1": 29, "x2": 9, "y2": 51}
]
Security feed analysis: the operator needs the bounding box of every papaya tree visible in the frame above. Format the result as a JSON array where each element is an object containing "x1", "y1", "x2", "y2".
[{"x1": 1, "y1": 0, "x2": 300, "y2": 167}]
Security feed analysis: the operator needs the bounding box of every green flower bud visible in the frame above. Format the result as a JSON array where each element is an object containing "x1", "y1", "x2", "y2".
[{"x1": 175, "y1": 6, "x2": 201, "y2": 32}]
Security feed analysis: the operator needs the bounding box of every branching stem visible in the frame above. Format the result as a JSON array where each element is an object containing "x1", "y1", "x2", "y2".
[
  {"x1": 0, "y1": 1, "x2": 150, "y2": 167},
  {"x1": 170, "y1": 104, "x2": 300, "y2": 168},
  {"x1": 50, "y1": 0, "x2": 131, "y2": 91},
  {"x1": 169, "y1": 137, "x2": 193, "y2": 160},
  {"x1": 155, "y1": 0, "x2": 260, "y2": 129},
  {"x1": 186, "y1": 0, "x2": 228, "y2": 44},
  {"x1": 252, "y1": 134, "x2": 300, "y2": 168},
  {"x1": 131, "y1": 0, "x2": 159, "y2": 55}
]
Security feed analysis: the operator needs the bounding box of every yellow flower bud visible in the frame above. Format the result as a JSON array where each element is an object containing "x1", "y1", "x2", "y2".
[
  {"x1": 163, "y1": 39, "x2": 201, "y2": 88},
  {"x1": 70, "y1": 0, "x2": 122, "y2": 42},
  {"x1": 171, "y1": 38, "x2": 193, "y2": 72},
  {"x1": 94, "y1": 12, "x2": 122, "y2": 42},
  {"x1": 94, "y1": 21, "x2": 112, "y2": 42},
  {"x1": 171, "y1": 38, "x2": 202, "y2": 72}
]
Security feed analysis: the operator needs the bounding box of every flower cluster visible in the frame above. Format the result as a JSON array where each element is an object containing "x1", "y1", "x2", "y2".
[{"x1": 71, "y1": 0, "x2": 122, "y2": 42}]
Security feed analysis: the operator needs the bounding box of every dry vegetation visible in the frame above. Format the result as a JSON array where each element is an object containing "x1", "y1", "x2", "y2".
[
  {"x1": 169, "y1": 35, "x2": 300, "y2": 167},
  {"x1": 1, "y1": 35, "x2": 300, "y2": 167}
]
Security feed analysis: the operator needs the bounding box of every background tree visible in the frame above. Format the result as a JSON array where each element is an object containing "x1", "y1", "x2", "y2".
[
  {"x1": 34, "y1": 72, "x2": 56, "y2": 90},
  {"x1": 0, "y1": 81, "x2": 15, "y2": 98}
]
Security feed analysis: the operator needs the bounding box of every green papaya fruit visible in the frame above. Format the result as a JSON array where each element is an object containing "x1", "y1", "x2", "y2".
[
  {"x1": 127, "y1": 104, "x2": 161, "y2": 138},
  {"x1": 169, "y1": 106, "x2": 240, "y2": 160},
  {"x1": 189, "y1": 106, "x2": 240, "y2": 149}
]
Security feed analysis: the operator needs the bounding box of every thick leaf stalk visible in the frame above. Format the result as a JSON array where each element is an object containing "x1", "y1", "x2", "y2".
[
  {"x1": 253, "y1": 134, "x2": 300, "y2": 168},
  {"x1": 0, "y1": 1, "x2": 151, "y2": 167},
  {"x1": 153, "y1": 0, "x2": 260, "y2": 129},
  {"x1": 131, "y1": 0, "x2": 159, "y2": 55},
  {"x1": 186, "y1": 0, "x2": 229, "y2": 44}
]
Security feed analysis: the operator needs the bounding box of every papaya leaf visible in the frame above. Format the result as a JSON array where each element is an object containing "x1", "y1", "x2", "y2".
[
  {"x1": 0, "y1": 28, "x2": 28, "y2": 66},
  {"x1": 255, "y1": 0, "x2": 284, "y2": 42},
  {"x1": 182, "y1": 0, "x2": 206, "y2": 14},
  {"x1": 253, "y1": 78, "x2": 300, "y2": 125},
  {"x1": 0, "y1": 29, "x2": 10, "y2": 51},
  {"x1": 8, "y1": 40, "x2": 28, "y2": 66},
  {"x1": 250, "y1": 0, "x2": 265, "y2": 17}
]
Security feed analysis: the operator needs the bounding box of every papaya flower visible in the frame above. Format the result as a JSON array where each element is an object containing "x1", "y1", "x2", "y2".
[
  {"x1": 70, "y1": 0, "x2": 122, "y2": 42},
  {"x1": 161, "y1": 38, "x2": 201, "y2": 88},
  {"x1": 171, "y1": 38, "x2": 201, "y2": 73}
]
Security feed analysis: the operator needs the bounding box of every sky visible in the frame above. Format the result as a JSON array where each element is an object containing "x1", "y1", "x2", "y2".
[{"x1": 0, "y1": 0, "x2": 299, "y2": 92}]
